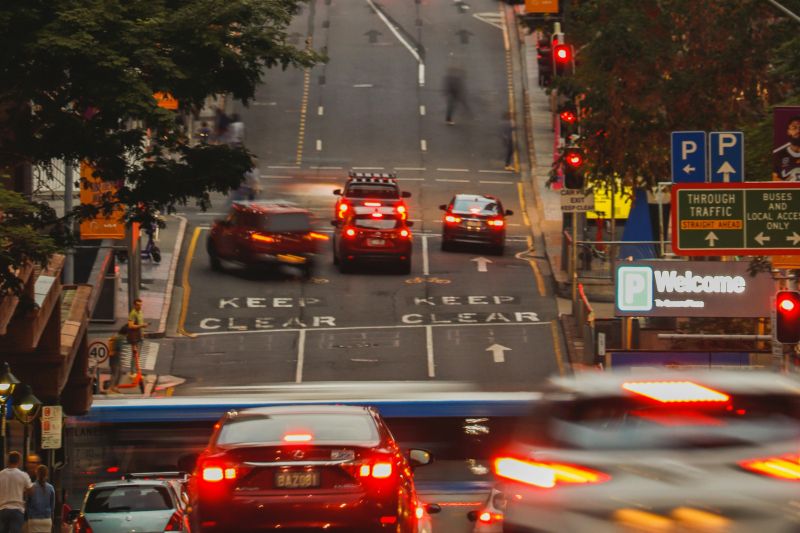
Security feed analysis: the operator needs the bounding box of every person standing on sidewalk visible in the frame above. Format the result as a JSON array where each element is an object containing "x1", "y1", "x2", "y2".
[
  {"x1": 0, "y1": 452, "x2": 33, "y2": 533},
  {"x1": 127, "y1": 298, "x2": 149, "y2": 376},
  {"x1": 107, "y1": 325, "x2": 127, "y2": 393},
  {"x1": 24, "y1": 465, "x2": 54, "y2": 533}
]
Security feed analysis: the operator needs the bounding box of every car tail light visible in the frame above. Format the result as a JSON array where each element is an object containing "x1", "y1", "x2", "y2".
[
  {"x1": 396, "y1": 205, "x2": 407, "y2": 216},
  {"x1": 304, "y1": 232, "x2": 329, "y2": 241},
  {"x1": 164, "y1": 511, "x2": 184, "y2": 531},
  {"x1": 251, "y1": 233, "x2": 276, "y2": 243},
  {"x1": 364, "y1": 201, "x2": 381, "y2": 207},
  {"x1": 622, "y1": 381, "x2": 730, "y2": 403},
  {"x1": 444, "y1": 215, "x2": 461, "y2": 224},
  {"x1": 380, "y1": 516, "x2": 398, "y2": 524},
  {"x1": 400, "y1": 229, "x2": 410, "y2": 238},
  {"x1": 355, "y1": 461, "x2": 394, "y2": 479},
  {"x1": 283, "y1": 432, "x2": 313, "y2": 443},
  {"x1": 344, "y1": 227, "x2": 357, "y2": 238},
  {"x1": 74, "y1": 516, "x2": 94, "y2": 533},
  {"x1": 201, "y1": 463, "x2": 237, "y2": 483},
  {"x1": 487, "y1": 218, "x2": 505, "y2": 228},
  {"x1": 494, "y1": 457, "x2": 609, "y2": 488},
  {"x1": 740, "y1": 454, "x2": 800, "y2": 481},
  {"x1": 338, "y1": 203, "x2": 349, "y2": 218},
  {"x1": 416, "y1": 506, "x2": 425, "y2": 520},
  {"x1": 479, "y1": 511, "x2": 503, "y2": 524}
]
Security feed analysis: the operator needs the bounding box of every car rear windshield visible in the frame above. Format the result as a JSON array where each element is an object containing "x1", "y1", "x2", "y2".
[
  {"x1": 346, "y1": 184, "x2": 399, "y2": 199},
  {"x1": 352, "y1": 216, "x2": 403, "y2": 230},
  {"x1": 452, "y1": 197, "x2": 499, "y2": 215},
  {"x1": 258, "y1": 213, "x2": 312, "y2": 232},
  {"x1": 85, "y1": 485, "x2": 172, "y2": 513},
  {"x1": 518, "y1": 394, "x2": 800, "y2": 450},
  {"x1": 217, "y1": 413, "x2": 379, "y2": 445}
]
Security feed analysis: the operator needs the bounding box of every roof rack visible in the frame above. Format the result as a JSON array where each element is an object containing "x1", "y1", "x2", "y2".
[
  {"x1": 347, "y1": 171, "x2": 398, "y2": 183},
  {"x1": 123, "y1": 472, "x2": 190, "y2": 481}
]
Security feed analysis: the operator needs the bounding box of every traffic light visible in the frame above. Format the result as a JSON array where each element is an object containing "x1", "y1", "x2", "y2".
[
  {"x1": 553, "y1": 43, "x2": 574, "y2": 76},
  {"x1": 776, "y1": 290, "x2": 800, "y2": 343},
  {"x1": 558, "y1": 101, "x2": 578, "y2": 138},
  {"x1": 563, "y1": 148, "x2": 584, "y2": 189}
]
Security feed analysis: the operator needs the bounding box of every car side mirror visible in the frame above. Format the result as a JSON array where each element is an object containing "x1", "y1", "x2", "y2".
[
  {"x1": 406, "y1": 221, "x2": 414, "y2": 227},
  {"x1": 333, "y1": 189, "x2": 342, "y2": 196},
  {"x1": 426, "y1": 503, "x2": 442, "y2": 515},
  {"x1": 438, "y1": 204, "x2": 447, "y2": 211},
  {"x1": 466, "y1": 510, "x2": 478, "y2": 522},
  {"x1": 66, "y1": 510, "x2": 81, "y2": 523},
  {"x1": 408, "y1": 448, "x2": 433, "y2": 467},
  {"x1": 330, "y1": 220, "x2": 341, "y2": 227},
  {"x1": 505, "y1": 209, "x2": 514, "y2": 216},
  {"x1": 402, "y1": 191, "x2": 412, "y2": 198}
]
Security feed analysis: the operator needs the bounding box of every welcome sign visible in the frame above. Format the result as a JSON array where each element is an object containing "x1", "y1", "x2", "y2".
[{"x1": 615, "y1": 261, "x2": 773, "y2": 317}]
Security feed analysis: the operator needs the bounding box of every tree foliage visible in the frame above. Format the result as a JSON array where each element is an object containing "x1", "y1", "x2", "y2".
[
  {"x1": 0, "y1": 0, "x2": 319, "y2": 295},
  {"x1": 559, "y1": 0, "x2": 799, "y2": 186}
]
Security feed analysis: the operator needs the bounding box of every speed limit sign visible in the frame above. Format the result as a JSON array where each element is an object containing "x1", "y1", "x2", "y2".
[{"x1": 88, "y1": 340, "x2": 110, "y2": 367}]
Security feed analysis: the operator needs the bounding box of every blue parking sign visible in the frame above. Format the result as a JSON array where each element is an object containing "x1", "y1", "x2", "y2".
[
  {"x1": 709, "y1": 131, "x2": 744, "y2": 183},
  {"x1": 671, "y1": 131, "x2": 707, "y2": 183}
]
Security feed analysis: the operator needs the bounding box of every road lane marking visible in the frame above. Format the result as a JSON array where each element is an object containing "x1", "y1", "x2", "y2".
[
  {"x1": 478, "y1": 169, "x2": 514, "y2": 173},
  {"x1": 517, "y1": 182, "x2": 531, "y2": 227},
  {"x1": 422, "y1": 235, "x2": 430, "y2": 275},
  {"x1": 436, "y1": 168, "x2": 469, "y2": 172},
  {"x1": 268, "y1": 165, "x2": 301, "y2": 169},
  {"x1": 177, "y1": 227, "x2": 204, "y2": 338},
  {"x1": 190, "y1": 321, "x2": 551, "y2": 336},
  {"x1": 419, "y1": 105, "x2": 426, "y2": 116},
  {"x1": 436, "y1": 178, "x2": 468, "y2": 183},
  {"x1": 296, "y1": 329, "x2": 306, "y2": 382},
  {"x1": 395, "y1": 167, "x2": 426, "y2": 171},
  {"x1": 352, "y1": 166, "x2": 384, "y2": 170},
  {"x1": 479, "y1": 180, "x2": 515, "y2": 184},
  {"x1": 501, "y1": 4, "x2": 519, "y2": 172},
  {"x1": 551, "y1": 320, "x2": 566, "y2": 375},
  {"x1": 316, "y1": 139, "x2": 322, "y2": 151},
  {"x1": 353, "y1": 83, "x2": 374, "y2": 88},
  {"x1": 261, "y1": 174, "x2": 293, "y2": 179},
  {"x1": 318, "y1": 106, "x2": 324, "y2": 115},
  {"x1": 472, "y1": 257, "x2": 492, "y2": 272},
  {"x1": 519, "y1": 235, "x2": 546, "y2": 297},
  {"x1": 421, "y1": 139, "x2": 427, "y2": 151},
  {"x1": 366, "y1": 0, "x2": 425, "y2": 86},
  {"x1": 426, "y1": 325, "x2": 435, "y2": 377}
]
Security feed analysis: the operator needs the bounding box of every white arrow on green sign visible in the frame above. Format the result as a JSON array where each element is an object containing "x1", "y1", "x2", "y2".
[{"x1": 672, "y1": 182, "x2": 800, "y2": 256}]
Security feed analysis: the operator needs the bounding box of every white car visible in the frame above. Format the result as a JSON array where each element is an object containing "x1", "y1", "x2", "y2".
[{"x1": 482, "y1": 370, "x2": 800, "y2": 532}]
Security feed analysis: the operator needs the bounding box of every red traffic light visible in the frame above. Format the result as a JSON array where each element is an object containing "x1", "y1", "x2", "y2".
[
  {"x1": 779, "y1": 295, "x2": 797, "y2": 313},
  {"x1": 776, "y1": 290, "x2": 800, "y2": 344},
  {"x1": 565, "y1": 150, "x2": 583, "y2": 167},
  {"x1": 559, "y1": 110, "x2": 577, "y2": 124},
  {"x1": 554, "y1": 44, "x2": 572, "y2": 64}
]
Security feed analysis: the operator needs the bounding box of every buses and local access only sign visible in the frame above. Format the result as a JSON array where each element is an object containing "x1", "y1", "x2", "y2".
[{"x1": 672, "y1": 182, "x2": 800, "y2": 255}]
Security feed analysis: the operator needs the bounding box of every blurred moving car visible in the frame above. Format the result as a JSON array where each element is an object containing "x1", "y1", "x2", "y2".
[
  {"x1": 206, "y1": 201, "x2": 326, "y2": 278},
  {"x1": 332, "y1": 204, "x2": 414, "y2": 273},
  {"x1": 70, "y1": 472, "x2": 191, "y2": 533},
  {"x1": 467, "y1": 487, "x2": 504, "y2": 532},
  {"x1": 334, "y1": 171, "x2": 411, "y2": 220},
  {"x1": 189, "y1": 404, "x2": 440, "y2": 532},
  {"x1": 440, "y1": 194, "x2": 513, "y2": 255},
  {"x1": 477, "y1": 371, "x2": 800, "y2": 533}
]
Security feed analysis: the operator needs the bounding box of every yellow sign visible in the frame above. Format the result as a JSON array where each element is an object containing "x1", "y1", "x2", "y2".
[
  {"x1": 153, "y1": 92, "x2": 178, "y2": 110},
  {"x1": 772, "y1": 255, "x2": 800, "y2": 269},
  {"x1": 586, "y1": 185, "x2": 632, "y2": 220},
  {"x1": 79, "y1": 163, "x2": 126, "y2": 240},
  {"x1": 525, "y1": 0, "x2": 559, "y2": 14}
]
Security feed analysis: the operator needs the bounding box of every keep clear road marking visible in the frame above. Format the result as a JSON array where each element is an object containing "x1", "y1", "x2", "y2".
[
  {"x1": 486, "y1": 343, "x2": 511, "y2": 363},
  {"x1": 422, "y1": 235, "x2": 430, "y2": 275},
  {"x1": 295, "y1": 329, "x2": 306, "y2": 383},
  {"x1": 472, "y1": 257, "x2": 492, "y2": 272}
]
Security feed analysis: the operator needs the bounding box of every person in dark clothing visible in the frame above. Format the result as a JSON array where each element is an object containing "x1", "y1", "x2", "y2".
[
  {"x1": 443, "y1": 68, "x2": 469, "y2": 124},
  {"x1": 501, "y1": 113, "x2": 515, "y2": 171}
]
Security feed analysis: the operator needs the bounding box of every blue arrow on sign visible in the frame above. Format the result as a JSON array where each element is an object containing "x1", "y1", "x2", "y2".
[
  {"x1": 709, "y1": 131, "x2": 744, "y2": 183},
  {"x1": 671, "y1": 131, "x2": 707, "y2": 183}
]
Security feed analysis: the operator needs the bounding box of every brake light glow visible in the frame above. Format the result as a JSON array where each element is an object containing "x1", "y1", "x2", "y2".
[
  {"x1": 251, "y1": 233, "x2": 276, "y2": 243},
  {"x1": 740, "y1": 454, "x2": 800, "y2": 481},
  {"x1": 396, "y1": 205, "x2": 406, "y2": 214},
  {"x1": 479, "y1": 511, "x2": 503, "y2": 524},
  {"x1": 380, "y1": 516, "x2": 398, "y2": 524},
  {"x1": 345, "y1": 228, "x2": 357, "y2": 238},
  {"x1": 494, "y1": 457, "x2": 609, "y2": 488},
  {"x1": 305, "y1": 232, "x2": 329, "y2": 241},
  {"x1": 622, "y1": 381, "x2": 730, "y2": 403},
  {"x1": 445, "y1": 215, "x2": 462, "y2": 224},
  {"x1": 358, "y1": 462, "x2": 393, "y2": 478},
  {"x1": 371, "y1": 212, "x2": 384, "y2": 218},
  {"x1": 364, "y1": 201, "x2": 381, "y2": 207},
  {"x1": 283, "y1": 433, "x2": 313, "y2": 443},
  {"x1": 74, "y1": 516, "x2": 94, "y2": 533},
  {"x1": 224, "y1": 467, "x2": 237, "y2": 479},
  {"x1": 400, "y1": 229, "x2": 410, "y2": 238},
  {"x1": 487, "y1": 219, "x2": 505, "y2": 227},
  {"x1": 164, "y1": 511, "x2": 184, "y2": 531},
  {"x1": 359, "y1": 465, "x2": 371, "y2": 477},
  {"x1": 202, "y1": 466, "x2": 224, "y2": 482}
]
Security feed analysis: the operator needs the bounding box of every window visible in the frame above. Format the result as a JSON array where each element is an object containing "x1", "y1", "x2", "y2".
[
  {"x1": 346, "y1": 184, "x2": 399, "y2": 199},
  {"x1": 85, "y1": 485, "x2": 172, "y2": 513},
  {"x1": 217, "y1": 413, "x2": 379, "y2": 445},
  {"x1": 351, "y1": 216, "x2": 403, "y2": 230},
  {"x1": 452, "y1": 197, "x2": 500, "y2": 215}
]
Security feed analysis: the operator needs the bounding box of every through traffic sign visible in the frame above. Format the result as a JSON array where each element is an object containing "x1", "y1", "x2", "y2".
[
  {"x1": 672, "y1": 182, "x2": 800, "y2": 255},
  {"x1": 709, "y1": 132, "x2": 744, "y2": 183},
  {"x1": 671, "y1": 131, "x2": 707, "y2": 183}
]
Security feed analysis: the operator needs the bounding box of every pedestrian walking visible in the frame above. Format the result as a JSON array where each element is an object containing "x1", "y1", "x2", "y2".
[
  {"x1": 24, "y1": 465, "x2": 54, "y2": 533},
  {"x1": 0, "y1": 452, "x2": 33, "y2": 533},
  {"x1": 106, "y1": 325, "x2": 127, "y2": 393},
  {"x1": 501, "y1": 113, "x2": 515, "y2": 171},
  {"x1": 127, "y1": 298, "x2": 149, "y2": 377},
  {"x1": 226, "y1": 113, "x2": 245, "y2": 147},
  {"x1": 443, "y1": 67, "x2": 469, "y2": 125}
]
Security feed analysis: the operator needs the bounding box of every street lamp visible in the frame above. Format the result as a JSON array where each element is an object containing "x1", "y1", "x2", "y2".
[
  {"x1": 12, "y1": 383, "x2": 42, "y2": 472},
  {"x1": 0, "y1": 362, "x2": 20, "y2": 468}
]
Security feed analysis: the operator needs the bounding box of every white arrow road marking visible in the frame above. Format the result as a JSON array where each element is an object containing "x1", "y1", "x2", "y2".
[
  {"x1": 787, "y1": 232, "x2": 800, "y2": 245},
  {"x1": 755, "y1": 232, "x2": 771, "y2": 246},
  {"x1": 716, "y1": 161, "x2": 736, "y2": 182},
  {"x1": 472, "y1": 257, "x2": 492, "y2": 272},
  {"x1": 683, "y1": 164, "x2": 696, "y2": 174},
  {"x1": 486, "y1": 343, "x2": 511, "y2": 363},
  {"x1": 705, "y1": 232, "x2": 719, "y2": 247},
  {"x1": 473, "y1": 13, "x2": 502, "y2": 29}
]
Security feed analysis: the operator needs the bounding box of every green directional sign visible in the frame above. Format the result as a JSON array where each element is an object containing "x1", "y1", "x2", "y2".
[{"x1": 672, "y1": 183, "x2": 800, "y2": 255}]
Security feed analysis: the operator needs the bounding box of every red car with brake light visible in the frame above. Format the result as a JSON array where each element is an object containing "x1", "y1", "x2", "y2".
[
  {"x1": 332, "y1": 205, "x2": 413, "y2": 274},
  {"x1": 189, "y1": 405, "x2": 437, "y2": 533},
  {"x1": 333, "y1": 171, "x2": 411, "y2": 220},
  {"x1": 440, "y1": 194, "x2": 513, "y2": 255}
]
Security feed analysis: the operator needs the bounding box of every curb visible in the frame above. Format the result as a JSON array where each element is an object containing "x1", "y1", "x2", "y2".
[{"x1": 149, "y1": 214, "x2": 187, "y2": 339}]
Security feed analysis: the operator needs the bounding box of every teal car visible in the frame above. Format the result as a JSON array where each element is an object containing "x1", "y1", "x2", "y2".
[{"x1": 71, "y1": 473, "x2": 190, "y2": 533}]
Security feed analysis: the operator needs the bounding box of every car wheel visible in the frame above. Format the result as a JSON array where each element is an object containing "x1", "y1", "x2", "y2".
[
  {"x1": 206, "y1": 239, "x2": 223, "y2": 271},
  {"x1": 399, "y1": 257, "x2": 411, "y2": 275}
]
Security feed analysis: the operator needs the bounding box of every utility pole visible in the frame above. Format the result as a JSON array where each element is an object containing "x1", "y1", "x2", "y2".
[{"x1": 63, "y1": 161, "x2": 74, "y2": 285}]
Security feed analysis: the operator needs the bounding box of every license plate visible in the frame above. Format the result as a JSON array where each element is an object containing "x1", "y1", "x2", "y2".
[
  {"x1": 276, "y1": 254, "x2": 307, "y2": 264},
  {"x1": 466, "y1": 221, "x2": 482, "y2": 228},
  {"x1": 275, "y1": 470, "x2": 320, "y2": 489},
  {"x1": 367, "y1": 238, "x2": 386, "y2": 246}
]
